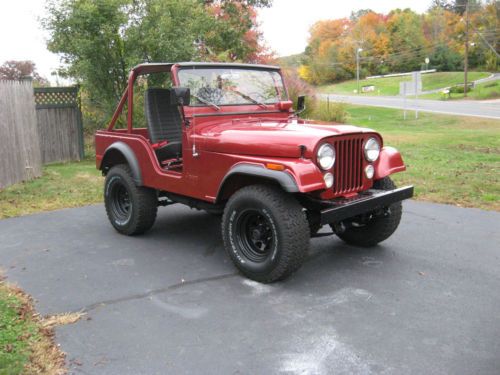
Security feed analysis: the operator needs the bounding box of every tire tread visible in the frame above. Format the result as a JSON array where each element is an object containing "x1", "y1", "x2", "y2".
[
  {"x1": 222, "y1": 185, "x2": 310, "y2": 283},
  {"x1": 105, "y1": 164, "x2": 157, "y2": 235}
]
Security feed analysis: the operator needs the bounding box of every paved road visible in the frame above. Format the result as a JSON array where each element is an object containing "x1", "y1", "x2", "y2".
[
  {"x1": 324, "y1": 94, "x2": 500, "y2": 119},
  {"x1": 1, "y1": 202, "x2": 499, "y2": 374}
]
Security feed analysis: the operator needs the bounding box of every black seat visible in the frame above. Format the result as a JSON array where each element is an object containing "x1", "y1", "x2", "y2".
[{"x1": 144, "y1": 88, "x2": 182, "y2": 161}]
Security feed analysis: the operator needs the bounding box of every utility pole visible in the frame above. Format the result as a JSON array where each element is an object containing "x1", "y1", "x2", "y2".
[
  {"x1": 356, "y1": 48, "x2": 362, "y2": 94},
  {"x1": 464, "y1": 0, "x2": 469, "y2": 98}
]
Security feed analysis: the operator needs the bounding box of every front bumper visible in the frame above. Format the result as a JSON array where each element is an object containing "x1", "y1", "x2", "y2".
[{"x1": 320, "y1": 186, "x2": 414, "y2": 225}]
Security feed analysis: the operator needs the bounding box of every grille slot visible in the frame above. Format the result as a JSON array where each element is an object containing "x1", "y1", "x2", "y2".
[{"x1": 332, "y1": 137, "x2": 364, "y2": 194}]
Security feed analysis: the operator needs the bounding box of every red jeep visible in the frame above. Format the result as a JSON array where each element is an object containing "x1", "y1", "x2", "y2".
[{"x1": 95, "y1": 62, "x2": 413, "y2": 282}]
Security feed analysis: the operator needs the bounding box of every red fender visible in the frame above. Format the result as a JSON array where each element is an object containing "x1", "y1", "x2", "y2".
[{"x1": 374, "y1": 146, "x2": 406, "y2": 180}]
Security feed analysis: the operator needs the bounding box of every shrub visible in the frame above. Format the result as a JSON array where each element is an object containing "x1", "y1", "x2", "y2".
[
  {"x1": 282, "y1": 67, "x2": 317, "y2": 118},
  {"x1": 312, "y1": 100, "x2": 349, "y2": 123},
  {"x1": 449, "y1": 85, "x2": 473, "y2": 94},
  {"x1": 429, "y1": 45, "x2": 463, "y2": 72}
]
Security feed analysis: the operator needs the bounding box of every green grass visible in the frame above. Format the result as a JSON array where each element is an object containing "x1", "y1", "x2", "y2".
[
  {"x1": 419, "y1": 80, "x2": 500, "y2": 100},
  {"x1": 319, "y1": 71, "x2": 490, "y2": 96},
  {"x1": 345, "y1": 105, "x2": 500, "y2": 210},
  {"x1": 0, "y1": 280, "x2": 68, "y2": 374},
  {"x1": 0, "y1": 159, "x2": 102, "y2": 219},
  {"x1": 0, "y1": 284, "x2": 39, "y2": 374}
]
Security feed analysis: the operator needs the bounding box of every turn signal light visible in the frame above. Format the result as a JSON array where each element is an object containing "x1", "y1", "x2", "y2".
[{"x1": 266, "y1": 163, "x2": 286, "y2": 171}]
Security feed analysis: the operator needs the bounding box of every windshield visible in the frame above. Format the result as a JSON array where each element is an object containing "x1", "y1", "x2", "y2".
[{"x1": 177, "y1": 67, "x2": 287, "y2": 107}]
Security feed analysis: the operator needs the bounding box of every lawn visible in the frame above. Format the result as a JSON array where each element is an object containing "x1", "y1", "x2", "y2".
[
  {"x1": 0, "y1": 159, "x2": 101, "y2": 219},
  {"x1": 0, "y1": 280, "x2": 66, "y2": 374},
  {"x1": 319, "y1": 71, "x2": 490, "y2": 96},
  {"x1": 0, "y1": 283, "x2": 38, "y2": 374},
  {"x1": 419, "y1": 79, "x2": 500, "y2": 100},
  {"x1": 345, "y1": 105, "x2": 500, "y2": 210}
]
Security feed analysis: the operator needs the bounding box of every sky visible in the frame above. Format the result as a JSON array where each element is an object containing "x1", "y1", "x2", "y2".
[
  {"x1": 258, "y1": 0, "x2": 431, "y2": 56},
  {"x1": 0, "y1": 0, "x2": 431, "y2": 83}
]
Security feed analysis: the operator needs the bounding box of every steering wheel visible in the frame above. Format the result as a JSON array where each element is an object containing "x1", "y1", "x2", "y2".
[{"x1": 197, "y1": 86, "x2": 224, "y2": 104}]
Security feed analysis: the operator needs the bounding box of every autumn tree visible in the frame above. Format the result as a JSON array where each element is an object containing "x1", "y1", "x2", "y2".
[
  {"x1": 386, "y1": 9, "x2": 426, "y2": 72},
  {"x1": 301, "y1": 18, "x2": 352, "y2": 84},
  {"x1": 0, "y1": 60, "x2": 49, "y2": 86}
]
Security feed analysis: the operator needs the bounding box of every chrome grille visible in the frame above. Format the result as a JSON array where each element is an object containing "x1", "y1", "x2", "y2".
[{"x1": 332, "y1": 137, "x2": 364, "y2": 194}]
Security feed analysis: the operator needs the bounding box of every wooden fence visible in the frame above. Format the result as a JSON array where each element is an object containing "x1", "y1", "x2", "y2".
[
  {"x1": 34, "y1": 86, "x2": 84, "y2": 164},
  {"x1": 0, "y1": 79, "x2": 43, "y2": 188}
]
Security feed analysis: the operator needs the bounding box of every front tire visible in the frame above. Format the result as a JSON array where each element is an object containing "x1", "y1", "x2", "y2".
[
  {"x1": 222, "y1": 185, "x2": 310, "y2": 283},
  {"x1": 104, "y1": 164, "x2": 158, "y2": 235},
  {"x1": 334, "y1": 177, "x2": 403, "y2": 247}
]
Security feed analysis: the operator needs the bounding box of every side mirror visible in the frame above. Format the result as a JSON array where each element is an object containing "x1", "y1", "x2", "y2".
[
  {"x1": 296, "y1": 95, "x2": 306, "y2": 114},
  {"x1": 171, "y1": 87, "x2": 190, "y2": 106}
]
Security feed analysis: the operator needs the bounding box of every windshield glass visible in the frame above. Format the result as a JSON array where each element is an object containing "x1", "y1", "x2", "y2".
[{"x1": 177, "y1": 67, "x2": 287, "y2": 107}]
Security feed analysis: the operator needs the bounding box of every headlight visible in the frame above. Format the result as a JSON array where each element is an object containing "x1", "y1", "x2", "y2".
[
  {"x1": 317, "y1": 143, "x2": 335, "y2": 170},
  {"x1": 364, "y1": 138, "x2": 380, "y2": 162}
]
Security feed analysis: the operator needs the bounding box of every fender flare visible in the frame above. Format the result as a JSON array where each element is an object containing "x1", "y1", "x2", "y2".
[
  {"x1": 374, "y1": 146, "x2": 406, "y2": 180},
  {"x1": 216, "y1": 164, "x2": 299, "y2": 202},
  {"x1": 101, "y1": 142, "x2": 142, "y2": 185}
]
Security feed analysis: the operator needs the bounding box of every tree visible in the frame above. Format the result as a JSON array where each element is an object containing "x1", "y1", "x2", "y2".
[
  {"x1": 386, "y1": 9, "x2": 426, "y2": 72},
  {"x1": 0, "y1": 60, "x2": 49, "y2": 86},
  {"x1": 429, "y1": 44, "x2": 463, "y2": 70},
  {"x1": 350, "y1": 9, "x2": 374, "y2": 21},
  {"x1": 43, "y1": 0, "x2": 271, "y2": 124},
  {"x1": 429, "y1": 0, "x2": 482, "y2": 15},
  {"x1": 302, "y1": 18, "x2": 353, "y2": 84},
  {"x1": 351, "y1": 11, "x2": 391, "y2": 75},
  {"x1": 299, "y1": 1, "x2": 496, "y2": 86}
]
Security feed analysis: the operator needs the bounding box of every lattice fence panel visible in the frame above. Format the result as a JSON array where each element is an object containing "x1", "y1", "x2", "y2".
[
  {"x1": 34, "y1": 86, "x2": 84, "y2": 162},
  {"x1": 34, "y1": 87, "x2": 78, "y2": 109}
]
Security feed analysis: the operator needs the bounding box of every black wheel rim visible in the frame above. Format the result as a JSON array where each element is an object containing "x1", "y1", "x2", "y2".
[
  {"x1": 110, "y1": 181, "x2": 131, "y2": 222},
  {"x1": 235, "y1": 209, "x2": 275, "y2": 263}
]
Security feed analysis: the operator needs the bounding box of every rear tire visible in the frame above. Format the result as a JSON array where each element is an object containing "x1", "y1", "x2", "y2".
[
  {"x1": 222, "y1": 185, "x2": 310, "y2": 283},
  {"x1": 334, "y1": 177, "x2": 402, "y2": 247},
  {"x1": 104, "y1": 164, "x2": 158, "y2": 235}
]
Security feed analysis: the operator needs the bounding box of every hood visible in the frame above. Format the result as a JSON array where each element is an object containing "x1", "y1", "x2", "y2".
[{"x1": 200, "y1": 118, "x2": 376, "y2": 158}]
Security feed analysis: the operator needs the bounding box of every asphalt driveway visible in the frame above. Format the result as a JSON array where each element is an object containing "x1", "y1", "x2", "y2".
[{"x1": 0, "y1": 201, "x2": 499, "y2": 374}]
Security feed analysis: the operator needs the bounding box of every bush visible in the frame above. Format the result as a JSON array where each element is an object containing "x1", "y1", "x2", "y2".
[
  {"x1": 449, "y1": 85, "x2": 473, "y2": 94},
  {"x1": 312, "y1": 100, "x2": 349, "y2": 123},
  {"x1": 429, "y1": 45, "x2": 463, "y2": 72},
  {"x1": 282, "y1": 68, "x2": 317, "y2": 118}
]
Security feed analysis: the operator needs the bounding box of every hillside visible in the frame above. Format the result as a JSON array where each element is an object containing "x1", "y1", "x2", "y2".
[{"x1": 319, "y1": 72, "x2": 491, "y2": 96}]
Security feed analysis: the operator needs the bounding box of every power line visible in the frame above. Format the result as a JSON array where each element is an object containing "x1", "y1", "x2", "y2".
[
  {"x1": 359, "y1": 42, "x2": 446, "y2": 63},
  {"x1": 473, "y1": 28, "x2": 500, "y2": 57}
]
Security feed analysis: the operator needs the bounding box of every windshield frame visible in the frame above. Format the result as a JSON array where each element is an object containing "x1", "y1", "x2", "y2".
[{"x1": 174, "y1": 65, "x2": 289, "y2": 108}]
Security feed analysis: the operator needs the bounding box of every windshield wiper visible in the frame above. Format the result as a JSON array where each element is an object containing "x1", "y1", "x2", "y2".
[
  {"x1": 192, "y1": 94, "x2": 220, "y2": 111},
  {"x1": 231, "y1": 89, "x2": 267, "y2": 109}
]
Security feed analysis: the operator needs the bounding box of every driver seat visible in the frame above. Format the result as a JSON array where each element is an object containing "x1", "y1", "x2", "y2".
[{"x1": 144, "y1": 88, "x2": 182, "y2": 161}]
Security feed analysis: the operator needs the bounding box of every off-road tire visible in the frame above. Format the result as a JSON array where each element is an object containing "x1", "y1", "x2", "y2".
[
  {"x1": 335, "y1": 177, "x2": 402, "y2": 247},
  {"x1": 104, "y1": 164, "x2": 158, "y2": 235},
  {"x1": 222, "y1": 185, "x2": 310, "y2": 283}
]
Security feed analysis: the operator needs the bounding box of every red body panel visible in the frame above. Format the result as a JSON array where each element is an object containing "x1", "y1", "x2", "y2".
[
  {"x1": 95, "y1": 63, "x2": 407, "y2": 204},
  {"x1": 374, "y1": 146, "x2": 406, "y2": 180}
]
